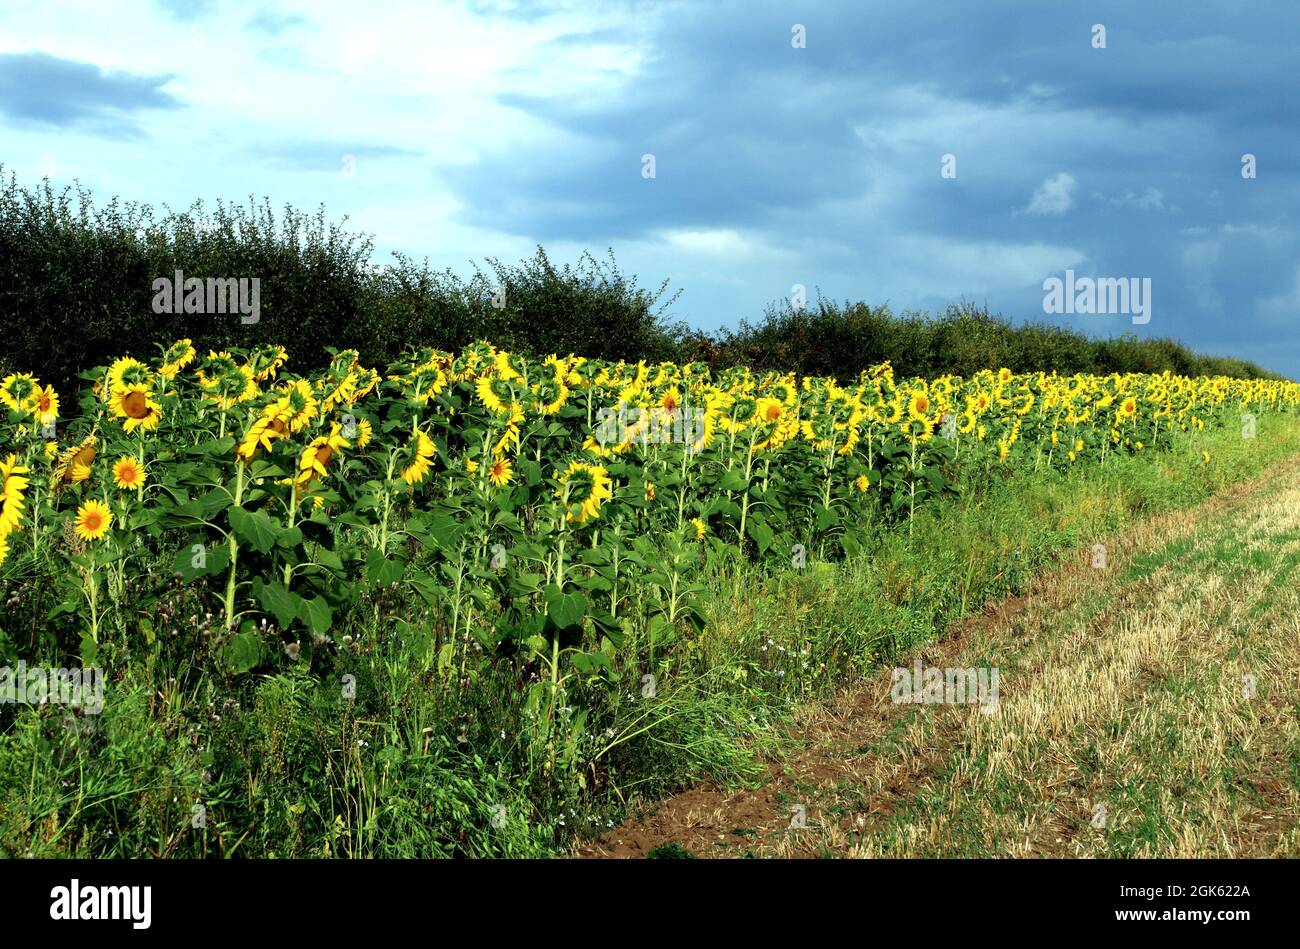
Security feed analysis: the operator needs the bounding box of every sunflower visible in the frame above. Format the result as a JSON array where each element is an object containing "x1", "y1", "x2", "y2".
[
  {"x1": 106, "y1": 357, "x2": 153, "y2": 393},
  {"x1": 406, "y1": 365, "x2": 449, "y2": 404},
  {"x1": 475, "y1": 374, "x2": 517, "y2": 416},
  {"x1": 35, "y1": 385, "x2": 60, "y2": 427},
  {"x1": 158, "y1": 339, "x2": 196, "y2": 380},
  {"x1": 531, "y1": 375, "x2": 569, "y2": 416},
  {"x1": 274, "y1": 380, "x2": 318, "y2": 433},
  {"x1": 247, "y1": 344, "x2": 289, "y2": 383},
  {"x1": 493, "y1": 403, "x2": 525, "y2": 458},
  {"x1": 0, "y1": 455, "x2": 30, "y2": 537},
  {"x1": 352, "y1": 418, "x2": 373, "y2": 450},
  {"x1": 645, "y1": 482, "x2": 656, "y2": 501},
  {"x1": 0, "y1": 373, "x2": 40, "y2": 414},
  {"x1": 555, "y1": 460, "x2": 613, "y2": 524},
  {"x1": 488, "y1": 458, "x2": 514, "y2": 488},
  {"x1": 855, "y1": 474, "x2": 870, "y2": 493},
  {"x1": 112, "y1": 456, "x2": 147, "y2": 490},
  {"x1": 0, "y1": 531, "x2": 9, "y2": 567},
  {"x1": 690, "y1": 517, "x2": 707, "y2": 541},
  {"x1": 237, "y1": 404, "x2": 291, "y2": 462},
  {"x1": 398, "y1": 426, "x2": 438, "y2": 487},
  {"x1": 109, "y1": 383, "x2": 162, "y2": 432},
  {"x1": 73, "y1": 499, "x2": 113, "y2": 541},
  {"x1": 1117, "y1": 396, "x2": 1138, "y2": 421},
  {"x1": 907, "y1": 391, "x2": 932, "y2": 420},
  {"x1": 198, "y1": 352, "x2": 258, "y2": 408},
  {"x1": 312, "y1": 369, "x2": 355, "y2": 415},
  {"x1": 296, "y1": 423, "x2": 350, "y2": 487},
  {"x1": 54, "y1": 434, "x2": 98, "y2": 484}
]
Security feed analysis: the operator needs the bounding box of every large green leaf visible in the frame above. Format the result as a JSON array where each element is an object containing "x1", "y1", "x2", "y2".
[
  {"x1": 255, "y1": 579, "x2": 301, "y2": 629},
  {"x1": 229, "y1": 506, "x2": 279, "y2": 554}
]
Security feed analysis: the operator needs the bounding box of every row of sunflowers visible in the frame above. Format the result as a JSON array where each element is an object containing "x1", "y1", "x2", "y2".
[{"x1": 2, "y1": 341, "x2": 1297, "y2": 698}]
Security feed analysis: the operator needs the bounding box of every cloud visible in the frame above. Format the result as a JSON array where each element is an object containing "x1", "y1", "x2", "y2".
[
  {"x1": 155, "y1": 0, "x2": 217, "y2": 21},
  {"x1": 0, "y1": 52, "x2": 179, "y2": 139},
  {"x1": 1022, "y1": 173, "x2": 1077, "y2": 216}
]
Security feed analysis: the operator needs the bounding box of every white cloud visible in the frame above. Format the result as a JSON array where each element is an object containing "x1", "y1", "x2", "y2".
[{"x1": 1022, "y1": 172, "x2": 1076, "y2": 216}]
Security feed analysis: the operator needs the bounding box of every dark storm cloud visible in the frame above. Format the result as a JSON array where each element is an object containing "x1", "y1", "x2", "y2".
[{"x1": 445, "y1": 0, "x2": 1300, "y2": 373}]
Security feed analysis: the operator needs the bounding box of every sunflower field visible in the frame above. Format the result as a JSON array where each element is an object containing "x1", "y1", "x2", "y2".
[
  {"x1": 2, "y1": 339, "x2": 1299, "y2": 851},
  {"x1": 3, "y1": 341, "x2": 1299, "y2": 660}
]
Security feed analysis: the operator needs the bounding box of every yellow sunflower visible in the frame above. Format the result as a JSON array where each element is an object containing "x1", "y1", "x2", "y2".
[
  {"x1": 555, "y1": 460, "x2": 613, "y2": 524},
  {"x1": 54, "y1": 434, "x2": 97, "y2": 484},
  {"x1": 399, "y1": 427, "x2": 438, "y2": 487},
  {"x1": 73, "y1": 499, "x2": 113, "y2": 541},
  {"x1": 112, "y1": 456, "x2": 147, "y2": 491},
  {"x1": 0, "y1": 455, "x2": 31, "y2": 536},
  {"x1": 158, "y1": 339, "x2": 197, "y2": 380},
  {"x1": 35, "y1": 385, "x2": 60, "y2": 427},
  {"x1": 110, "y1": 384, "x2": 162, "y2": 432},
  {"x1": 296, "y1": 423, "x2": 350, "y2": 487},
  {"x1": 488, "y1": 458, "x2": 514, "y2": 488}
]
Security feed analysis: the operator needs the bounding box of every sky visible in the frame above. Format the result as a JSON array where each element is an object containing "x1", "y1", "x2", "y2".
[{"x1": 1, "y1": 0, "x2": 1297, "y2": 374}]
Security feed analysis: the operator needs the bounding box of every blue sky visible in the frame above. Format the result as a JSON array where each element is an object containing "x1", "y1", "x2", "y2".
[{"x1": 2, "y1": 1, "x2": 1297, "y2": 374}]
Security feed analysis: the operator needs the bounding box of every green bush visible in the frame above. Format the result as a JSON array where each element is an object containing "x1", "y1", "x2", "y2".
[{"x1": 1, "y1": 167, "x2": 1278, "y2": 390}]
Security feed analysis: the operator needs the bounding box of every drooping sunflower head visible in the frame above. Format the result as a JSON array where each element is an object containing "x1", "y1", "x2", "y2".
[
  {"x1": 555, "y1": 460, "x2": 613, "y2": 524},
  {"x1": 531, "y1": 375, "x2": 569, "y2": 416},
  {"x1": 295, "y1": 422, "x2": 350, "y2": 487},
  {"x1": 0, "y1": 454, "x2": 31, "y2": 537},
  {"x1": 494, "y1": 350, "x2": 528, "y2": 382},
  {"x1": 276, "y1": 379, "x2": 318, "y2": 432},
  {"x1": 398, "y1": 426, "x2": 438, "y2": 487},
  {"x1": 157, "y1": 339, "x2": 196, "y2": 380},
  {"x1": 247, "y1": 344, "x2": 289, "y2": 383},
  {"x1": 316, "y1": 366, "x2": 357, "y2": 414},
  {"x1": 55, "y1": 433, "x2": 97, "y2": 484},
  {"x1": 198, "y1": 353, "x2": 258, "y2": 408},
  {"x1": 476, "y1": 374, "x2": 520, "y2": 416}
]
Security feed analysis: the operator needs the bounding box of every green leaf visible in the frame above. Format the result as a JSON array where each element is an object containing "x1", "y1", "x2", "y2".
[
  {"x1": 543, "y1": 584, "x2": 586, "y2": 630},
  {"x1": 255, "y1": 580, "x2": 301, "y2": 629},
  {"x1": 364, "y1": 548, "x2": 405, "y2": 586},
  {"x1": 229, "y1": 506, "x2": 279, "y2": 554},
  {"x1": 570, "y1": 651, "x2": 611, "y2": 675},
  {"x1": 718, "y1": 469, "x2": 749, "y2": 492},
  {"x1": 746, "y1": 516, "x2": 775, "y2": 554},
  {"x1": 172, "y1": 541, "x2": 229, "y2": 580},
  {"x1": 226, "y1": 629, "x2": 262, "y2": 674},
  {"x1": 298, "y1": 596, "x2": 333, "y2": 635}
]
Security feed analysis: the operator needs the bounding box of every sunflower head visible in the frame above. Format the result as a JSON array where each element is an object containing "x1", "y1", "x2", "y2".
[
  {"x1": 555, "y1": 460, "x2": 613, "y2": 524},
  {"x1": 112, "y1": 456, "x2": 146, "y2": 491},
  {"x1": 74, "y1": 499, "x2": 113, "y2": 541}
]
